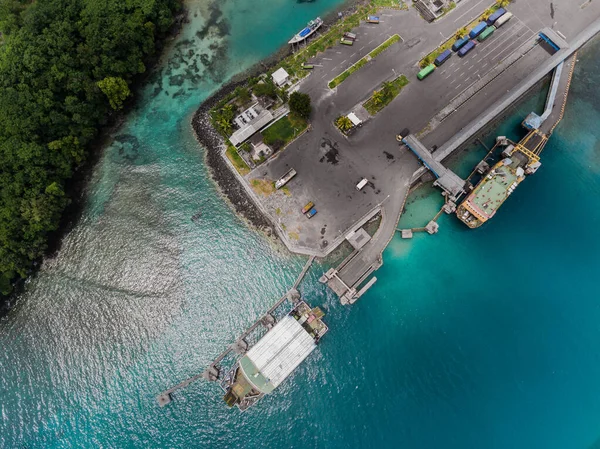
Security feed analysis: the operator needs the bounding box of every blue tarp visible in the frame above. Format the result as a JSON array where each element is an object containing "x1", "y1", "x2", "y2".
[{"x1": 299, "y1": 27, "x2": 311, "y2": 37}]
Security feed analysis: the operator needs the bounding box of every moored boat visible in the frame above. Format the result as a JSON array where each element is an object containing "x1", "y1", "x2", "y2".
[{"x1": 288, "y1": 17, "x2": 323, "y2": 44}]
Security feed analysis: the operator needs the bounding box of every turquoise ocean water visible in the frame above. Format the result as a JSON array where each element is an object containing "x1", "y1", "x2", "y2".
[{"x1": 2, "y1": 1, "x2": 600, "y2": 447}]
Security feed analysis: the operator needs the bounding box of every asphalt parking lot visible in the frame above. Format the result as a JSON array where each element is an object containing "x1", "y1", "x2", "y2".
[{"x1": 244, "y1": 0, "x2": 600, "y2": 255}]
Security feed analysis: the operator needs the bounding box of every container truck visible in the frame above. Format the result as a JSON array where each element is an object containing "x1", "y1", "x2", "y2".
[
  {"x1": 494, "y1": 12, "x2": 513, "y2": 28},
  {"x1": 344, "y1": 32, "x2": 357, "y2": 40},
  {"x1": 457, "y1": 40, "x2": 476, "y2": 57},
  {"x1": 486, "y1": 8, "x2": 506, "y2": 26},
  {"x1": 340, "y1": 38, "x2": 354, "y2": 46},
  {"x1": 469, "y1": 22, "x2": 488, "y2": 39},
  {"x1": 434, "y1": 49, "x2": 452, "y2": 66},
  {"x1": 302, "y1": 202, "x2": 314, "y2": 214},
  {"x1": 417, "y1": 64, "x2": 436, "y2": 80},
  {"x1": 306, "y1": 207, "x2": 318, "y2": 218},
  {"x1": 477, "y1": 26, "x2": 496, "y2": 42},
  {"x1": 367, "y1": 16, "x2": 380, "y2": 24},
  {"x1": 452, "y1": 36, "x2": 470, "y2": 52}
]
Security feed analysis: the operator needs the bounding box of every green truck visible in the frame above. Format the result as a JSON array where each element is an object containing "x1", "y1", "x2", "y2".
[
  {"x1": 417, "y1": 64, "x2": 435, "y2": 80},
  {"x1": 477, "y1": 25, "x2": 496, "y2": 42}
]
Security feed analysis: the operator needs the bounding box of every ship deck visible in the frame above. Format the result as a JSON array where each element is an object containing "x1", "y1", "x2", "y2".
[{"x1": 467, "y1": 165, "x2": 518, "y2": 219}]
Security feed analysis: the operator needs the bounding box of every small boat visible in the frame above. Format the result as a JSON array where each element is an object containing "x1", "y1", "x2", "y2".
[{"x1": 289, "y1": 17, "x2": 324, "y2": 44}]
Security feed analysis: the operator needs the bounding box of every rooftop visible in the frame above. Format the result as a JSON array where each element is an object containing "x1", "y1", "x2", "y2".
[{"x1": 239, "y1": 315, "x2": 316, "y2": 394}]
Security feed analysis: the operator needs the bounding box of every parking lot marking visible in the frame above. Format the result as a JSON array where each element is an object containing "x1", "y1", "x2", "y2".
[
  {"x1": 336, "y1": 51, "x2": 342, "y2": 54},
  {"x1": 360, "y1": 46, "x2": 365, "y2": 51},
  {"x1": 455, "y1": 83, "x2": 463, "y2": 90},
  {"x1": 454, "y1": 66, "x2": 460, "y2": 73},
  {"x1": 340, "y1": 59, "x2": 347, "y2": 65},
  {"x1": 453, "y1": 0, "x2": 484, "y2": 23},
  {"x1": 450, "y1": 78, "x2": 457, "y2": 85},
  {"x1": 323, "y1": 58, "x2": 333, "y2": 61}
]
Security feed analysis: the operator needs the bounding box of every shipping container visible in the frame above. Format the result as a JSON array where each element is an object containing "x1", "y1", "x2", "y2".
[
  {"x1": 367, "y1": 16, "x2": 380, "y2": 24},
  {"x1": 457, "y1": 40, "x2": 476, "y2": 57},
  {"x1": 434, "y1": 49, "x2": 452, "y2": 66},
  {"x1": 486, "y1": 8, "x2": 506, "y2": 26},
  {"x1": 417, "y1": 64, "x2": 436, "y2": 80},
  {"x1": 302, "y1": 202, "x2": 314, "y2": 214},
  {"x1": 494, "y1": 12, "x2": 513, "y2": 28},
  {"x1": 452, "y1": 36, "x2": 470, "y2": 52},
  {"x1": 307, "y1": 208, "x2": 318, "y2": 218},
  {"x1": 302, "y1": 63, "x2": 314, "y2": 69},
  {"x1": 340, "y1": 38, "x2": 354, "y2": 46},
  {"x1": 469, "y1": 22, "x2": 488, "y2": 39},
  {"x1": 477, "y1": 25, "x2": 496, "y2": 42}
]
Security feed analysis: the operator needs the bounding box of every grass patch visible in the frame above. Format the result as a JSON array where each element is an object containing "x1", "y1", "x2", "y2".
[
  {"x1": 371, "y1": 0, "x2": 408, "y2": 9},
  {"x1": 288, "y1": 231, "x2": 300, "y2": 241},
  {"x1": 262, "y1": 114, "x2": 307, "y2": 148},
  {"x1": 225, "y1": 144, "x2": 250, "y2": 175},
  {"x1": 276, "y1": 208, "x2": 281, "y2": 215},
  {"x1": 418, "y1": 0, "x2": 509, "y2": 68},
  {"x1": 281, "y1": 186, "x2": 291, "y2": 196},
  {"x1": 329, "y1": 34, "x2": 401, "y2": 89},
  {"x1": 363, "y1": 75, "x2": 409, "y2": 115},
  {"x1": 250, "y1": 179, "x2": 276, "y2": 196}
]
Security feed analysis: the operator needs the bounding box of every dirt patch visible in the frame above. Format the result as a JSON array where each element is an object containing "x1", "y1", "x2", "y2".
[{"x1": 251, "y1": 179, "x2": 276, "y2": 196}]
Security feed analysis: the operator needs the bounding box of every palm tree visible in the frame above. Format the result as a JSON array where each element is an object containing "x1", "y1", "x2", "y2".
[
  {"x1": 336, "y1": 116, "x2": 353, "y2": 132},
  {"x1": 381, "y1": 81, "x2": 394, "y2": 96},
  {"x1": 217, "y1": 117, "x2": 233, "y2": 135},
  {"x1": 372, "y1": 89, "x2": 384, "y2": 105}
]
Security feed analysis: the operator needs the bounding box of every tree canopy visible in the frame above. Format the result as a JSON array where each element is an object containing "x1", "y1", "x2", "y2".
[
  {"x1": 0, "y1": 0, "x2": 180, "y2": 295},
  {"x1": 288, "y1": 92, "x2": 311, "y2": 119}
]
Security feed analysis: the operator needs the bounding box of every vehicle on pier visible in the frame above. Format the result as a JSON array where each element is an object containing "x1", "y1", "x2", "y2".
[
  {"x1": 452, "y1": 36, "x2": 470, "y2": 52},
  {"x1": 434, "y1": 49, "x2": 452, "y2": 66},
  {"x1": 417, "y1": 63, "x2": 436, "y2": 80},
  {"x1": 302, "y1": 201, "x2": 314, "y2": 214},
  {"x1": 222, "y1": 302, "x2": 328, "y2": 411},
  {"x1": 307, "y1": 207, "x2": 318, "y2": 218},
  {"x1": 367, "y1": 16, "x2": 380, "y2": 24},
  {"x1": 477, "y1": 25, "x2": 496, "y2": 42},
  {"x1": 494, "y1": 12, "x2": 513, "y2": 28},
  {"x1": 486, "y1": 8, "x2": 507, "y2": 26},
  {"x1": 457, "y1": 40, "x2": 476, "y2": 57},
  {"x1": 469, "y1": 21, "x2": 488, "y2": 39}
]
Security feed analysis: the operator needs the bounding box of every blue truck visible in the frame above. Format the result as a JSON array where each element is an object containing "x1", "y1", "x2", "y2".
[
  {"x1": 452, "y1": 36, "x2": 470, "y2": 52},
  {"x1": 469, "y1": 22, "x2": 488, "y2": 39},
  {"x1": 457, "y1": 40, "x2": 476, "y2": 57},
  {"x1": 486, "y1": 8, "x2": 506, "y2": 26},
  {"x1": 434, "y1": 49, "x2": 452, "y2": 66}
]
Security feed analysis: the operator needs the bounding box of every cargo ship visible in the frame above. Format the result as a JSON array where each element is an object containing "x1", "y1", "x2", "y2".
[
  {"x1": 457, "y1": 131, "x2": 545, "y2": 228},
  {"x1": 288, "y1": 17, "x2": 323, "y2": 44}
]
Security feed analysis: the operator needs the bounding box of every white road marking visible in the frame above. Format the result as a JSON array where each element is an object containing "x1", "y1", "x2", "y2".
[
  {"x1": 336, "y1": 51, "x2": 342, "y2": 54},
  {"x1": 453, "y1": 0, "x2": 484, "y2": 23},
  {"x1": 322, "y1": 58, "x2": 333, "y2": 61},
  {"x1": 454, "y1": 66, "x2": 460, "y2": 73},
  {"x1": 340, "y1": 59, "x2": 347, "y2": 65},
  {"x1": 360, "y1": 46, "x2": 365, "y2": 51},
  {"x1": 450, "y1": 78, "x2": 457, "y2": 85},
  {"x1": 455, "y1": 83, "x2": 463, "y2": 90}
]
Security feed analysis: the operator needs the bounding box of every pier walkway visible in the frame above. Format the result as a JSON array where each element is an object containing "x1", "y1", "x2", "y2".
[{"x1": 403, "y1": 135, "x2": 465, "y2": 199}]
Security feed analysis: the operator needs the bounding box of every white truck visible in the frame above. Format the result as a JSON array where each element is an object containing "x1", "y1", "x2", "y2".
[{"x1": 356, "y1": 178, "x2": 368, "y2": 190}]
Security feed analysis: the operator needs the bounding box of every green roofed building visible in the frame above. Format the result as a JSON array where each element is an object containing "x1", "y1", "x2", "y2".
[{"x1": 223, "y1": 302, "x2": 327, "y2": 411}]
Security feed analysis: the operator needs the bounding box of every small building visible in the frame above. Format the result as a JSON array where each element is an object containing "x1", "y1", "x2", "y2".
[
  {"x1": 272, "y1": 67, "x2": 290, "y2": 87},
  {"x1": 249, "y1": 133, "x2": 272, "y2": 161},
  {"x1": 229, "y1": 103, "x2": 275, "y2": 147},
  {"x1": 222, "y1": 302, "x2": 328, "y2": 411}
]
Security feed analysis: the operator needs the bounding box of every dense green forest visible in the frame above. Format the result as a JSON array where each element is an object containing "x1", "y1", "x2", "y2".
[{"x1": 0, "y1": 0, "x2": 181, "y2": 295}]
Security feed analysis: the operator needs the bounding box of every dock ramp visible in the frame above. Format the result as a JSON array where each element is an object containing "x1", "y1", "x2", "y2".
[{"x1": 403, "y1": 135, "x2": 465, "y2": 199}]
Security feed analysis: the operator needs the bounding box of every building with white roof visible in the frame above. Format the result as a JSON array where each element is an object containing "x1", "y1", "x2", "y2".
[
  {"x1": 222, "y1": 302, "x2": 328, "y2": 411},
  {"x1": 271, "y1": 67, "x2": 290, "y2": 87}
]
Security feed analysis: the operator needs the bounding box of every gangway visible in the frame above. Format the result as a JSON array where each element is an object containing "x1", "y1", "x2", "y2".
[
  {"x1": 402, "y1": 135, "x2": 465, "y2": 199},
  {"x1": 523, "y1": 62, "x2": 564, "y2": 130}
]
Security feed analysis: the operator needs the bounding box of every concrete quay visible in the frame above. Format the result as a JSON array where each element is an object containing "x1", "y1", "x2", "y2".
[{"x1": 223, "y1": 0, "x2": 600, "y2": 303}]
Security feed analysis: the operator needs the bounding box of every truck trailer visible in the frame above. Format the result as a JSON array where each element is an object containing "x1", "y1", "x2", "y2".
[
  {"x1": 469, "y1": 22, "x2": 488, "y2": 39},
  {"x1": 457, "y1": 40, "x2": 476, "y2": 57}
]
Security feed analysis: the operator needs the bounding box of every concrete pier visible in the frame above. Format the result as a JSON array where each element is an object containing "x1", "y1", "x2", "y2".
[
  {"x1": 156, "y1": 256, "x2": 316, "y2": 406},
  {"x1": 403, "y1": 135, "x2": 465, "y2": 200}
]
